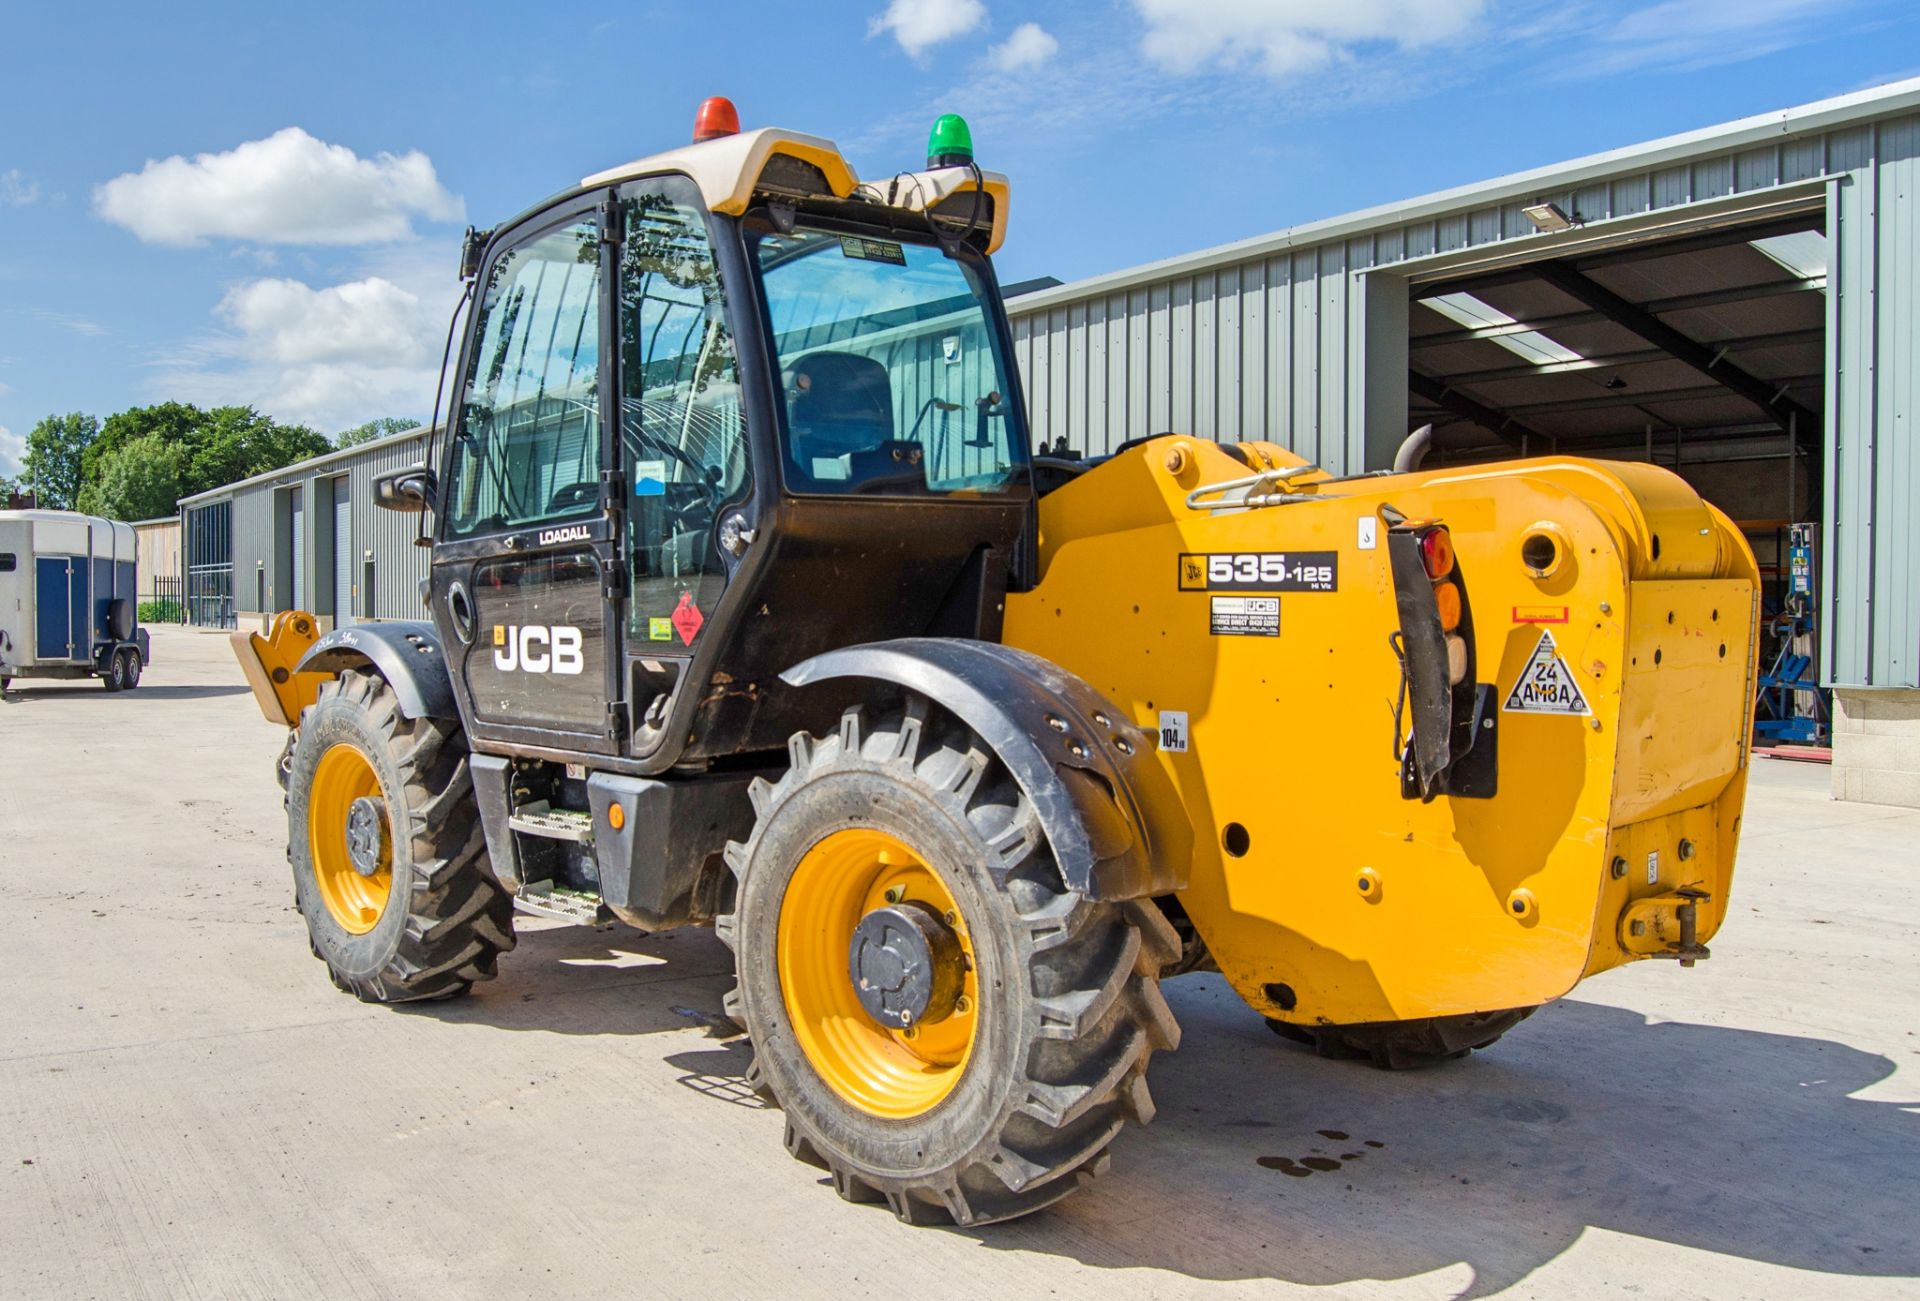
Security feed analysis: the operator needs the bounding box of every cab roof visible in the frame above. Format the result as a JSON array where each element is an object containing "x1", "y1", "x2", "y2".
[{"x1": 581, "y1": 127, "x2": 1010, "y2": 255}]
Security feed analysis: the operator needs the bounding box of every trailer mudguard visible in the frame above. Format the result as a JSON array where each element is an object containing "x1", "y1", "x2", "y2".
[
  {"x1": 781, "y1": 638, "x2": 1190, "y2": 902},
  {"x1": 297, "y1": 621, "x2": 457, "y2": 721}
]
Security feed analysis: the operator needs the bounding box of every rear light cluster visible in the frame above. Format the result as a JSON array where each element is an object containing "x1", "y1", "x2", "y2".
[{"x1": 1420, "y1": 527, "x2": 1469, "y2": 685}]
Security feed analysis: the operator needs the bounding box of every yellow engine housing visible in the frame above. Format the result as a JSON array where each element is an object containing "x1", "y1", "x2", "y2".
[{"x1": 1004, "y1": 439, "x2": 1756, "y2": 1029}]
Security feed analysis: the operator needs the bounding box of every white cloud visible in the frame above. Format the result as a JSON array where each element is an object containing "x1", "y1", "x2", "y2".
[
  {"x1": 94, "y1": 127, "x2": 464, "y2": 248},
  {"x1": 1572, "y1": 0, "x2": 1854, "y2": 76},
  {"x1": 155, "y1": 246, "x2": 462, "y2": 433},
  {"x1": 871, "y1": 0, "x2": 986, "y2": 57},
  {"x1": 990, "y1": 22, "x2": 1059, "y2": 71},
  {"x1": 0, "y1": 424, "x2": 23, "y2": 478},
  {"x1": 216, "y1": 276, "x2": 432, "y2": 367},
  {"x1": 1134, "y1": 0, "x2": 1485, "y2": 76},
  {"x1": 33, "y1": 308, "x2": 105, "y2": 337},
  {"x1": 1, "y1": 169, "x2": 41, "y2": 208}
]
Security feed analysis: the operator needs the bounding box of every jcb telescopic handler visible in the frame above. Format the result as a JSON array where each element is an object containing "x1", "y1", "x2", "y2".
[{"x1": 238, "y1": 99, "x2": 1758, "y2": 1226}]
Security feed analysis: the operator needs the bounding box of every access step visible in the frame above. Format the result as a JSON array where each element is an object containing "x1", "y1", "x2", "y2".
[
  {"x1": 507, "y1": 802, "x2": 595, "y2": 843},
  {"x1": 513, "y1": 879, "x2": 610, "y2": 925}
]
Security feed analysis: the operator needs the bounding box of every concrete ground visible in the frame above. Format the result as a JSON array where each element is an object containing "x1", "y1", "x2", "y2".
[{"x1": 2, "y1": 626, "x2": 1916, "y2": 1301}]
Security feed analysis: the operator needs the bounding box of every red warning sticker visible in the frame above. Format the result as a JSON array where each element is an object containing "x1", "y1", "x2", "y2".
[{"x1": 671, "y1": 591, "x2": 704, "y2": 645}]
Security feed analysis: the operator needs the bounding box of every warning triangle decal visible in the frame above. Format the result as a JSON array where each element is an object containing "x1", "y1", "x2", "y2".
[{"x1": 1503, "y1": 630, "x2": 1591, "y2": 715}]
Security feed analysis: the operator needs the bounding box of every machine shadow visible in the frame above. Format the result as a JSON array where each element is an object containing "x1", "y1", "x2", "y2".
[
  {"x1": 407, "y1": 920, "x2": 739, "y2": 1040},
  {"x1": 966, "y1": 980, "x2": 1920, "y2": 1295},
  {"x1": 405, "y1": 922, "x2": 1919, "y2": 1295}
]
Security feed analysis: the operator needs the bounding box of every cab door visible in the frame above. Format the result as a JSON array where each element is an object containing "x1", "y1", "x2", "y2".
[
  {"x1": 432, "y1": 198, "x2": 622, "y2": 755},
  {"x1": 610, "y1": 174, "x2": 755, "y2": 753}
]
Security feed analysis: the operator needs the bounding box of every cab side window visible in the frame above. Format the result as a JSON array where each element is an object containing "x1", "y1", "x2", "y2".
[
  {"x1": 618, "y1": 177, "x2": 747, "y2": 649},
  {"x1": 443, "y1": 217, "x2": 603, "y2": 538}
]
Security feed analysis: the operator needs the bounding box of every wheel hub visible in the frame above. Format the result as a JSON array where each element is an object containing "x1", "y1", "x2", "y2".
[
  {"x1": 345, "y1": 796, "x2": 388, "y2": 878},
  {"x1": 847, "y1": 902, "x2": 964, "y2": 1029}
]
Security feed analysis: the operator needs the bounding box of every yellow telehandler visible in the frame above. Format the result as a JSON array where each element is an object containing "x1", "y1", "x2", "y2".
[{"x1": 237, "y1": 99, "x2": 1757, "y2": 1226}]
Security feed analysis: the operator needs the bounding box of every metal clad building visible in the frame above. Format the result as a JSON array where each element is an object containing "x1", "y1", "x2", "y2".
[
  {"x1": 179, "y1": 428, "x2": 431, "y2": 631},
  {"x1": 1005, "y1": 78, "x2": 1920, "y2": 706}
]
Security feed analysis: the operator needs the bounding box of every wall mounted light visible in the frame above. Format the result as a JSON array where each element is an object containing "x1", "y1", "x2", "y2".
[{"x1": 1522, "y1": 202, "x2": 1576, "y2": 233}]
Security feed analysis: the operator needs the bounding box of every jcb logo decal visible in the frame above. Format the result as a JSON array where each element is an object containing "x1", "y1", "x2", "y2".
[{"x1": 492, "y1": 625, "x2": 585, "y2": 675}]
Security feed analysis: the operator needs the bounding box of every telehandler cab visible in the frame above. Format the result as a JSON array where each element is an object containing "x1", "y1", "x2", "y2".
[{"x1": 238, "y1": 99, "x2": 1759, "y2": 1226}]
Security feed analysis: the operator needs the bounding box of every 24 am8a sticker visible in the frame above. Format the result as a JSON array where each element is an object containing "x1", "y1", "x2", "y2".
[{"x1": 1503, "y1": 630, "x2": 1590, "y2": 715}]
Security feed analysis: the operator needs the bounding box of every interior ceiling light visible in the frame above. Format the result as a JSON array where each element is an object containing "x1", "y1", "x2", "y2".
[
  {"x1": 1522, "y1": 202, "x2": 1576, "y2": 233},
  {"x1": 1425, "y1": 291, "x2": 1584, "y2": 367}
]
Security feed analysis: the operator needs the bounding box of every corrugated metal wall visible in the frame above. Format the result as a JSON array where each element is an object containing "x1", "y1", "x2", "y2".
[
  {"x1": 1007, "y1": 106, "x2": 1920, "y2": 689},
  {"x1": 192, "y1": 431, "x2": 432, "y2": 626},
  {"x1": 1826, "y1": 115, "x2": 1919, "y2": 688}
]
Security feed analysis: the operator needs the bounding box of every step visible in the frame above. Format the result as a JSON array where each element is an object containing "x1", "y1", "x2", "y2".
[
  {"x1": 507, "y1": 802, "x2": 595, "y2": 843},
  {"x1": 513, "y1": 880, "x2": 610, "y2": 925}
]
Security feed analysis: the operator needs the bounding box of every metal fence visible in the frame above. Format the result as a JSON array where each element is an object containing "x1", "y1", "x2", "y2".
[{"x1": 139, "y1": 575, "x2": 186, "y2": 624}]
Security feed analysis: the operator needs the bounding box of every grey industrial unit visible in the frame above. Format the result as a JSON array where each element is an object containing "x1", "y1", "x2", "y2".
[
  {"x1": 178, "y1": 427, "x2": 431, "y2": 634},
  {"x1": 180, "y1": 79, "x2": 1920, "y2": 803},
  {"x1": 1007, "y1": 77, "x2": 1920, "y2": 806}
]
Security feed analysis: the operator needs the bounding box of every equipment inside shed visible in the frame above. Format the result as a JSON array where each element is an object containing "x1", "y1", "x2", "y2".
[{"x1": 1404, "y1": 209, "x2": 1830, "y2": 745}]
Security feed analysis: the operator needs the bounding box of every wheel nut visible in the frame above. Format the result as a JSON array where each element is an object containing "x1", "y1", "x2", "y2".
[
  {"x1": 884, "y1": 886, "x2": 904, "y2": 904},
  {"x1": 954, "y1": 995, "x2": 972, "y2": 1014}
]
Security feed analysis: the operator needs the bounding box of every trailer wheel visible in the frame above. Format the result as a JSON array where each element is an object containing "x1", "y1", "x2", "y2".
[
  {"x1": 122, "y1": 649, "x2": 142, "y2": 690},
  {"x1": 1265, "y1": 1006, "x2": 1537, "y2": 1070},
  {"x1": 101, "y1": 650, "x2": 127, "y2": 693},
  {"x1": 721, "y1": 703, "x2": 1180, "y2": 1227},
  {"x1": 286, "y1": 668, "x2": 514, "y2": 1002}
]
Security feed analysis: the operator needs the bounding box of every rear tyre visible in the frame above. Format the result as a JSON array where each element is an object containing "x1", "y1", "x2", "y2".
[
  {"x1": 1265, "y1": 1006, "x2": 1537, "y2": 1070},
  {"x1": 123, "y1": 649, "x2": 142, "y2": 690},
  {"x1": 721, "y1": 702, "x2": 1180, "y2": 1227},
  {"x1": 101, "y1": 650, "x2": 127, "y2": 693},
  {"x1": 287, "y1": 668, "x2": 514, "y2": 1002}
]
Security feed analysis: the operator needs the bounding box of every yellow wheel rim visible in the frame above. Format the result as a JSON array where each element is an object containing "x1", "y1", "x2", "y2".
[
  {"x1": 307, "y1": 743, "x2": 393, "y2": 935},
  {"x1": 777, "y1": 828, "x2": 978, "y2": 1119}
]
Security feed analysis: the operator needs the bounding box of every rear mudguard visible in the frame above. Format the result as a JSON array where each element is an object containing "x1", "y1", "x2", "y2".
[
  {"x1": 782, "y1": 638, "x2": 1191, "y2": 902},
  {"x1": 297, "y1": 621, "x2": 457, "y2": 721}
]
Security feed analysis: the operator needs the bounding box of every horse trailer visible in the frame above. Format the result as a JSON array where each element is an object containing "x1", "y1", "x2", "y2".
[{"x1": 0, "y1": 510, "x2": 151, "y2": 692}]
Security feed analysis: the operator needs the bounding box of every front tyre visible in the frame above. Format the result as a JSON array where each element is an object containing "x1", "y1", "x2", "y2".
[
  {"x1": 287, "y1": 668, "x2": 513, "y2": 1002},
  {"x1": 721, "y1": 703, "x2": 1180, "y2": 1226}
]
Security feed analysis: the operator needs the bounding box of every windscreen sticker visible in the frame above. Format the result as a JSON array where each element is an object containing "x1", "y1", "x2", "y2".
[
  {"x1": 647, "y1": 617, "x2": 673, "y2": 642},
  {"x1": 841, "y1": 236, "x2": 906, "y2": 266},
  {"x1": 635, "y1": 460, "x2": 668, "y2": 497},
  {"x1": 1210, "y1": 595, "x2": 1279, "y2": 637},
  {"x1": 1178, "y1": 551, "x2": 1338, "y2": 592},
  {"x1": 670, "y1": 592, "x2": 704, "y2": 645},
  {"x1": 1157, "y1": 710, "x2": 1189, "y2": 753},
  {"x1": 1503, "y1": 630, "x2": 1591, "y2": 715}
]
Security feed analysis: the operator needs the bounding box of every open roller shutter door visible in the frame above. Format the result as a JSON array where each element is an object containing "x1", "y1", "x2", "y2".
[
  {"x1": 290, "y1": 488, "x2": 304, "y2": 611},
  {"x1": 333, "y1": 486, "x2": 352, "y2": 626}
]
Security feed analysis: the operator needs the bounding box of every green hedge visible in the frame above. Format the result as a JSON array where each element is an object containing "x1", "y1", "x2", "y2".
[{"x1": 139, "y1": 599, "x2": 184, "y2": 624}]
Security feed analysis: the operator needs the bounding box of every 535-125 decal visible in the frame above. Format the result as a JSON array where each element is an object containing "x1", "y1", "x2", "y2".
[{"x1": 1178, "y1": 551, "x2": 1338, "y2": 592}]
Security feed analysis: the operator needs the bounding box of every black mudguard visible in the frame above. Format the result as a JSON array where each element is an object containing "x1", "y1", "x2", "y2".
[
  {"x1": 296, "y1": 621, "x2": 457, "y2": 721},
  {"x1": 782, "y1": 638, "x2": 1191, "y2": 902}
]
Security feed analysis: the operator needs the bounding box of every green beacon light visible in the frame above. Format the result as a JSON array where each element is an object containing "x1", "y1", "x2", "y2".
[{"x1": 927, "y1": 114, "x2": 974, "y2": 169}]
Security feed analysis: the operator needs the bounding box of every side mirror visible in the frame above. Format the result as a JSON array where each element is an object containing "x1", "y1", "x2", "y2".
[{"x1": 374, "y1": 466, "x2": 437, "y2": 514}]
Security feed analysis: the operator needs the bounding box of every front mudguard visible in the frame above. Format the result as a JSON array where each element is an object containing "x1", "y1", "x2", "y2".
[
  {"x1": 296, "y1": 620, "x2": 457, "y2": 721},
  {"x1": 782, "y1": 638, "x2": 1190, "y2": 902}
]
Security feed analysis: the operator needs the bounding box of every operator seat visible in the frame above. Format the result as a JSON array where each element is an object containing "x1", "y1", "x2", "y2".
[{"x1": 787, "y1": 351, "x2": 910, "y2": 485}]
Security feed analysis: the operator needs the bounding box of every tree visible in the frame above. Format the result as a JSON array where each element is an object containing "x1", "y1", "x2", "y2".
[
  {"x1": 88, "y1": 434, "x2": 189, "y2": 521},
  {"x1": 22, "y1": 412, "x2": 98, "y2": 510},
  {"x1": 184, "y1": 406, "x2": 330, "y2": 495},
  {"x1": 336, "y1": 416, "x2": 421, "y2": 449},
  {"x1": 85, "y1": 402, "x2": 202, "y2": 490}
]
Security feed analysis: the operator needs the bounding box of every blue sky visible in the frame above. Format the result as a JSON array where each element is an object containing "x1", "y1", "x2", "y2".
[{"x1": 3, "y1": 0, "x2": 1918, "y2": 475}]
